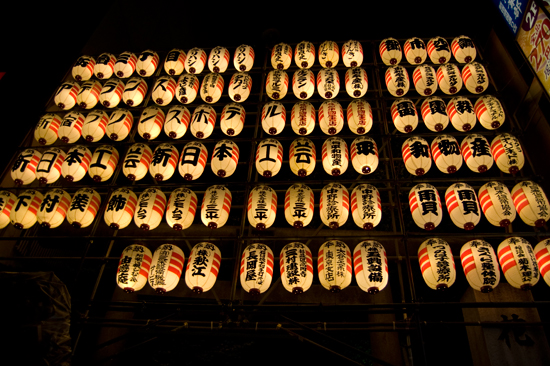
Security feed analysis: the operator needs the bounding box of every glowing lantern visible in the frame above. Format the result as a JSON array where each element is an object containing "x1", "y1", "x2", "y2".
[
  {"x1": 431, "y1": 135, "x2": 462, "y2": 174},
  {"x1": 280, "y1": 243, "x2": 313, "y2": 294},
  {"x1": 149, "y1": 244, "x2": 185, "y2": 293},
  {"x1": 461, "y1": 240, "x2": 500, "y2": 292},
  {"x1": 319, "y1": 100, "x2": 344, "y2": 135},
  {"x1": 178, "y1": 141, "x2": 208, "y2": 181},
  {"x1": 36, "y1": 148, "x2": 66, "y2": 184},
  {"x1": 122, "y1": 143, "x2": 153, "y2": 181},
  {"x1": 94, "y1": 53, "x2": 116, "y2": 79},
  {"x1": 474, "y1": 95, "x2": 505, "y2": 130},
  {"x1": 271, "y1": 43, "x2": 292, "y2": 70},
  {"x1": 418, "y1": 238, "x2": 456, "y2": 290},
  {"x1": 234, "y1": 45, "x2": 254, "y2": 71},
  {"x1": 240, "y1": 244, "x2": 273, "y2": 294},
  {"x1": 220, "y1": 103, "x2": 245, "y2": 136},
  {"x1": 176, "y1": 73, "x2": 199, "y2": 104},
  {"x1": 320, "y1": 183, "x2": 349, "y2": 229},
  {"x1": 291, "y1": 101, "x2": 315, "y2": 136},
  {"x1": 391, "y1": 98, "x2": 418, "y2": 133},
  {"x1": 10, "y1": 190, "x2": 43, "y2": 229},
  {"x1": 136, "y1": 50, "x2": 159, "y2": 77},
  {"x1": 104, "y1": 188, "x2": 137, "y2": 230},
  {"x1": 208, "y1": 46, "x2": 230, "y2": 73},
  {"x1": 138, "y1": 106, "x2": 165, "y2": 140},
  {"x1": 185, "y1": 48, "x2": 207, "y2": 74},
  {"x1": 0, "y1": 191, "x2": 17, "y2": 229},
  {"x1": 354, "y1": 241, "x2": 388, "y2": 294},
  {"x1": 11, "y1": 149, "x2": 41, "y2": 186},
  {"x1": 427, "y1": 36, "x2": 451, "y2": 64},
  {"x1": 318, "y1": 240, "x2": 352, "y2": 292},
  {"x1": 403, "y1": 37, "x2": 426, "y2": 65},
  {"x1": 256, "y1": 138, "x2": 283, "y2": 178},
  {"x1": 247, "y1": 185, "x2": 277, "y2": 230},
  {"x1": 228, "y1": 72, "x2": 252, "y2": 102},
  {"x1": 317, "y1": 68, "x2": 340, "y2": 99},
  {"x1": 491, "y1": 134, "x2": 524, "y2": 174},
  {"x1": 164, "y1": 105, "x2": 190, "y2": 139},
  {"x1": 61, "y1": 145, "x2": 91, "y2": 182},
  {"x1": 409, "y1": 183, "x2": 442, "y2": 230},
  {"x1": 82, "y1": 110, "x2": 109, "y2": 142},
  {"x1": 512, "y1": 181, "x2": 550, "y2": 227},
  {"x1": 99, "y1": 79, "x2": 124, "y2": 108},
  {"x1": 447, "y1": 96, "x2": 476, "y2": 131},
  {"x1": 66, "y1": 188, "x2": 101, "y2": 228},
  {"x1": 36, "y1": 189, "x2": 70, "y2": 229},
  {"x1": 379, "y1": 37, "x2": 402, "y2": 65},
  {"x1": 292, "y1": 69, "x2": 315, "y2": 100},
  {"x1": 318, "y1": 40, "x2": 339, "y2": 68},
  {"x1": 116, "y1": 245, "x2": 152, "y2": 293},
  {"x1": 106, "y1": 109, "x2": 133, "y2": 141},
  {"x1": 114, "y1": 51, "x2": 137, "y2": 78},
  {"x1": 164, "y1": 49, "x2": 186, "y2": 76},
  {"x1": 322, "y1": 137, "x2": 348, "y2": 176},
  {"x1": 88, "y1": 145, "x2": 119, "y2": 182},
  {"x1": 462, "y1": 62, "x2": 488, "y2": 94},
  {"x1": 437, "y1": 63, "x2": 462, "y2": 95},
  {"x1": 185, "y1": 242, "x2": 221, "y2": 293},
  {"x1": 478, "y1": 181, "x2": 516, "y2": 227},
  {"x1": 460, "y1": 134, "x2": 494, "y2": 173},
  {"x1": 534, "y1": 239, "x2": 550, "y2": 287},
  {"x1": 201, "y1": 185, "x2": 231, "y2": 229},
  {"x1": 149, "y1": 143, "x2": 179, "y2": 182},
  {"x1": 266, "y1": 70, "x2": 289, "y2": 100},
  {"x1": 402, "y1": 137, "x2": 432, "y2": 176},
  {"x1": 34, "y1": 113, "x2": 62, "y2": 145},
  {"x1": 342, "y1": 40, "x2": 363, "y2": 67},
  {"x1": 77, "y1": 80, "x2": 102, "y2": 109},
  {"x1": 421, "y1": 97, "x2": 448, "y2": 132},
  {"x1": 58, "y1": 111, "x2": 85, "y2": 143},
  {"x1": 351, "y1": 136, "x2": 379, "y2": 175},
  {"x1": 152, "y1": 76, "x2": 176, "y2": 106},
  {"x1": 190, "y1": 104, "x2": 216, "y2": 139},
  {"x1": 261, "y1": 101, "x2": 286, "y2": 135},
  {"x1": 166, "y1": 187, "x2": 197, "y2": 231},
  {"x1": 211, "y1": 140, "x2": 239, "y2": 178},
  {"x1": 134, "y1": 188, "x2": 167, "y2": 231},
  {"x1": 452, "y1": 35, "x2": 476, "y2": 63},
  {"x1": 295, "y1": 41, "x2": 315, "y2": 69},
  {"x1": 345, "y1": 67, "x2": 368, "y2": 98},
  {"x1": 289, "y1": 138, "x2": 316, "y2": 177},
  {"x1": 54, "y1": 82, "x2": 80, "y2": 110},
  {"x1": 347, "y1": 100, "x2": 372, "y2": 135},
  {"x1": 445, "y1": 182, "x2": 481, "y2": 230},
  {"x1": 351, "y1": 184, "x2": 381, "y2": 230},
  {"x1": 413, "y1": 65, "x2": 437, "y2": 96},
  {"x1": 122, "y1": 77, "x2": 148, "y2": 107},
  {"x1": 385, "y1": 65, "x2": 409, "y2": 97},
  {"x1": 285, "y1": 183, "x2": 314, "y2": 228},
  {"x1": 72, "y1": 55, "x2": 95, "y2": 81},
  {"x1": 200, "y1": 73, "x2": 224, "y2": 103}
]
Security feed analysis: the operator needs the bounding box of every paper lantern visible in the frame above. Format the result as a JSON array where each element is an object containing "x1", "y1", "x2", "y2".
[
  {"x1": 228, "y1": 72, "x2": 252, "y2": 102},
  {"x1": 320, "y1": 183, "x2": 349, "y2": 229},
  {"x1": 318, "y1": 240, "x2": 352, "y2": 292},
  {"x1": 461, "y1": 134, "x2": 494, "y2": 173},
  {"x1": 317, "y1": 68, "x2": 340, "y2": 99},
  {"x1": 122, "y1": 77, "x2": 148, "y2": 107},
  {"x1": 82, "y1": 110, "x2": 109, "y2": 142},
  {"x1": 354, "y1": 241, "x2": 388, "y2": 294},
  {"x1": 208, "y1": 46, "x2": 230, "y2": 73},
  {"x1": 385, "y1": 65, "x2": 409, "y2": 97},
  {"x1": 138, "y1": 106, "x2": 165, "y2": 140},
  {"x1": 200, "y1": 185, "x2": 232, "y2": 229},
  {"x1": 10, "y1": 190, "x2": 43, "y2": 229},
  {"x1": 211, "y1": 140, "x2": 239, "y2": 178},
  {"x1": 72, "y1": 55, "x2": 95, "y2": 81},
  {"x1": 149, "y1": 244, "x2": 185, "y2": 293},
  {"x1": 409, "y1": 183, "x2": 442, "y2": 230},
  {"x1": 436, "y1": 63, "x2": 462, "y2": 95},
  {"x1": 475, "y1": 95, "x2": 505, "y2": 130},
  {"x1": 261, "y1": 101, "x2": 286, "y2": 135},
  {"x1": 452, "y1": 35, "x2": 476, "y2": 63},
  {"x1": 122, "y1": 143, "x2": 153, "y2": 181},
  {"x1": 149, "y1": 143, "x2": 179, "y2": 182},
  {"x1": 289, "y1": 138, "x2": 316, "y2": 177},
  {"x1": 413, "y1": 65, "x2": 437, "y2": 96},
  {"x1": 185, "y1": 242, "x2": 221, "y2": 293},
  {"x1": 318, "y1": 40, "x2": 339, "y2": 68},
  {"x1": 534, "y1": 239, "x2": 550, "y2": 287},
  {"x1": 266, "y1": 70, "x2": 289, "y2": 100},
  {"x1": 104, "y1": 188, "x2": 137, "y2": 230},
  {"x1": 256, "y1": 138, "x2": 283, "y2": 178},
  {"x1": 294, "y1": 41, "x2": 315, "y2": 69},
  {"x1": 402, "y1": 136, "x2": 432, "y2": 176},
  {"x1": 512, "y1": 181, "x2": 550, "y2": 227},
  {"x1": 292, "y1": 69, "x2": 315, "y2": 100},
  {"x1": 136, "y1": 50, "x2": 159, "y2": 77},
  {"x1": 234, "y1": 44, "x2": 254, "y2": 71},
  {"x1": 418, "y1": 238, "x2": 456, "y2": 290},
  {"x1": 36, "y1": 148, "x2": 66, "y2": 184},
  {"x1": 190, "y1": 104, "x2": 216, "y2": 139},
  {"x1": 106, "y1": 109, "x2": 133, "y2": 141},
  {"x1": 114, "y1": 51, "x2": 137, "y2": 78},
  {"x1": 54, "y1": 82, "x2": 80, "y2": 110},
  {"x1": 280, "y1": 243, "x2": 313, "y2": 294},
  {"x1": 462, "y1": 62, "x2": 489, "y2": 94},
  {"x1": 322, "y1": 137, "x2": 349, "y2": 176},
  {"x1": 164, "y1": 49, "x2": 186, "y2": 76},
  {"x1": 88, "y1": 145, "x2": 119, "y2": 182},
  {"x1": 66, "y1": 188, "x2": 101, "y2": 229},
  {"x1": 99, "y1": 79, "x2": 124, "y2": 108},
  {"x1": 220, "y1": 103, "x2": 245, "y2": 136},
  {"x1": 11, "y1": 149, "x2": 41, "y2": 186},
  {"x1": 185, "y1": 48, "x2": 206, "y2": 74},
  {"x1": 461, "y1": 240, "x2": 500, "y2": 292},
  {"x1": 247, "y1": 185, "x2": 277, "y2": 230},
  {"x1": 319, "y1": 100, "x2": 344, "y2": 135},
  {"x1": 36, "y1": 189, "x2": 70, "y2": 229},
  {"x1": 116, "y1": 244, "x2": 152, "y2": 293},
  {"x1": 351, "y1": 184, "x2": 382, "y2": 230},
  {"x1": 404, "y1": 37, "x2": 427, "y2": 65},
  {"x1": 164, "y1": 105, "x2": 190, "y2": 139},
  {"x1": 342, "y1": 40, "x2": 363, "y2": 67},
  {"x1": 351, "y1": 136, "x2": 379, "y2": 175},
  {"x1": 178, "y1": 141, "x2": 208, "y2": 181},
  {"x1": 61, "y1": 145, "x2": 91, "y2": 182},
  {"x1": 34, "y1": 113, "x2": 62, "y2": 145},
  {"x1": 290, "y1": 101, "x2": 315, "y2": 136},
  {"x1": 176, "y1": 73, "x2": 199, "y2": 104},
  {"x1": 200, "y1": 72, "x2": 224, "y2": 103},
  {"x1": 478, "y1": 181, "x2": 516, "y2": 227},
  {"x1": 94, "y1": 52, "x2": 116, "y2": 79},
  {"x1": 427, "y1": 36, "x2": 451, "y2": 64},
  {"x1": 240, "y1": 244, "x2": 273, "y2": 294},
  {"x1": 421, "y1": 97, "x2": 448, "y2": 132},
  {"x1": 166, "y1": 187, "x2": 197, "y2": 231},
  {"x1": 379, "y1": 38, "x2": 402, "y2": 65},
  {"x1": 347, "y1": 100, "x2": 372, "y2": 135},
  {"x1": 152, "y1": 76, "x2": 176, "y2": 106},
  {"x1": 58, "y1": 111, "x2": 85, "y2": 143},
  {"x1": 491, "y1": 134, "x2": 524, "y2": 174},
  {"x1": 498, "y1": 237, "x2": 539, "y2": 290},
  {"x1": 271, "y1": 43, "x2": 292, "y2": 70},
  {"x1": 391, "y1": 98, "x2": 418, "y2": 133},
  {"x1": 431, "y1": 135, "x2": 462, "y2": 174},
  {"x1": 77, "y1": 80, "x2": 102, "y2": 109},
  {"x1": 0, "y1": 191, "x2": 17, "y2": 229},
  {"x1": 445, "y1": 182, "x2": 481, "y2": 230},
  {"x1": 134, "y1": 188, "x2": 167, "y2": 231},
  {"x1": 447, "y1": 96, "x2": 476, "y2": 131},
  {"x1": 345, "y1": 67, "x2": 368, "y2": 98},
  {"x1": 284, "y1": 183, "x2": 314, "y2": 228}
]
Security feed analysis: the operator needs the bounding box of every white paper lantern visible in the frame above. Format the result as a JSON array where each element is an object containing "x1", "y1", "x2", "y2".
[
  {"x1": 354, "y1": 241, "x2": 388, "y2": 294},
  {"x1": 72, "y1": 55, "x2": 95, "y2": 81},
  {"x1": 479, "y1": 181, "x2": 516, "y2": 227},
  {"x1": 114, "y1": 51, "x2": 137, "y2": 78},
  {"x1": 289, "y1": 102, "x2": 314, "y2": 136},
  {"x1": 185, "y1": 242, "x2": 221, "y2": 293},
  {"x1": 534, "y1": 239, "x2": 550, "y2": 287},
  {"x1": 208, "y1": 46, "x2": 230, "y2": 73},
  {"x1": 0, "y1": 191, "x2": 17, "y2": 229},
  {"x1": 350, "y1": 136, "x2": 379, "y2": 175},
  {"x1": 256, "y1": 138, "x2": 283, "y2": 178},
  {"x1": 228, "y1": 72, "x2": 252, "y2": 102},
  {"x1": 134, "y1": 188, "x2": 167, "y2": 231},
  {"x1": 322, "y1": 137, "x2": 348, "y2": 176},
  {"x1": 271, "y1": 43, "x2": 292, "y2": 70},
  {"x1": 391, "y1": 98, "x2": 418, "y2": 133},
  {"x1": 317, "y1": 68, "x2": 340, "y2": 99},
  {"x1": 445, "y1": 182, "x2": 481, "y2": 230},
  {"x1": 418, "y1": 238, "x2": 456, "y2": 290},
  {"x1": 402, "y1": 137, "x2": 432, "y2": 176},
  {"x1": 461, "y1": 240, "x2": 500, "y2": 292},
  {"x1": 117, "y1": 244, "x2": 153, "y2": 293},
  {"x1": 176, "y1": 73, "x2": 199, "y2": 104},
  {"x1": 247, "y1": 185, "x2": 277, "y2": 230},
  {"x1": 61, "y1": 145, "x2": 91, "y2": 182},
  {"x1": 149, "y1": 244, "x2": 185, "y2": 293},
  {"x1": 385, "y1": 65, "x2": 409, "y2": 97},
  {"x1": 240, "y1": 243, "x2": 273, "y2": 294},
  {"x1": 82, "y1": 110, "x2": 109, "y2": 142},
  {"x1": 106, "y1": 109, "x2": 133, "y2": 141},
  {"x1": 289, "y1": 138, "x2": 316, "y2": 177},
  {"x1": 34, "y1": 113, "x2": 62, "y2": 145},
  {"x1": 351, "y1": 184, "x2": 382, "y2": 230},
  {"x1": 88, "y1": 145, "x2": 119, "y2": 182},
  {"x1": 460, "y1": 134, "x2": 494, "y2": 173},
  {"x1": 220, "y1": 103, "x2": 245, "y2": 136},
  {"x1": 345, "y1": 67, "x2": 368, "y2": 98},
  {"x1": 99, "y1": 79, "x2": 125, "y2": 108},
  {"x1": 498, "y1": 237, "x2": 539, "y2": 290},
  {"x1": 319, "y1": 100, "x2": 344, "y2": 135},
  {"x1": 261, "y1": 101, "x2": 286, "y2": 135},
  {"x1": 11, "y1": 149, "x2": 42, "y2": 186},
  {"x1": 136, "y1": 50, "x2": 159, "y2": 77},
  {"x1": 104, "y1": 188, "x2": 138, "y2": 230},
  {"x1": 190, "y1": 104, "x2": 216, "y2": 139},
  {"x1": 475, "y1": 95, "x2": 505, "y2": 130},
  {"x1": 421, "y1": 97, "x2": 448, "y2": 132},
  {"x1": 284, "y1": 183, "x2": 314, "y2": 228},
  {"x1": 447, "y1": 96, "x2": 476, "y2": 131},
  {"x1": 266, "y1": 70, "x2": 288, "y2": 100},
  {"x1": 164, "y1": 105, "x2": 190, "y2": 139},
  {"x1": 342, "y1": 40, "x2": 363, "y2": 67},
  {"x1": 66, "y1": 188, "x2": 101, "y2": 229},
  {"x1": 149, "y1": 143, "x2": 179, "y2": 182},
  {"x1": 318, "y1": 240, "x2": 352, "y2": 292},
  {"x1": 185, "y1": 48, "x2": 207, "y2": 74},
  {"x1": 295, "y1": 41, "x2": 315, "y2": 69},
  {"x1": 178, "y1": 141, "x2": 208, "y2": 181},
  {"x1": 404, "y1": 37, "x2": 427, "y2": 65},
  {"x1": 37, "y1": 189, "x2": 71, "y2": 229},
  {"x1": 58, "y1": 111, "x2": 85, "y2": 143},
  {"x1": 431, "y1": 135, "x2": 462, "y2": 174},
  {"x1": 94, "y1": 53, "x2": 116, "y2": 79},
  {"x1": 10, "y1": 190, "x2": 43, "y2": 229},
  {"x1": 200, "y1": 73, "x2": 224, "y2": 103},
  {"x1": 122, "y1": 77, "x2": 148, "y2": 107},
  {"x1": 511, "y1": 181, "x2": 550, "y2": 227},
  {"x1": 138, "y1": 106, "x2": 165, "y2": 140},
  {"x1": 379, "y1": 38, "x2": 402, "y2": 65},
  {"x1": 320, "y1": 183, "x2": 349, "y2": 229},
  {"x1": 122, "y1": 143, "x2": 153, "y2": 181},
  {"x1": 437, "y1": 63, "x2": 463, "y2": 95},
  {"x1": 427, "y1": 37, "x2": 451, "y2": 64},
  {"x1": 292, "y1": 69, "x2": 315, "y2": 100},
  {"x1": 166, "y1": 187, "x2": 197, "y2": 231},
  {"x1": 409, "y1": 183, "x2": 442, "y2": 230},
  {"x1": 200, "y1": 185, "x2": 232, "y2": 229},
  {"x1": 76, "y1": 80, "x2": 102, "y2": 109},
  {"x1": 491, "y1": 134, "x2": 524, "y2": 174},
  {"x1": 36, "y1": 148, "x2": 66, "y2": 184},
  {"x1": 211, "y1": 140, "x2": 239, "y2": 178},
  {"x1": 54, "y1": 82, "x2": 80, "y2": 110},
  {"x1": 413, "y1": 65, "x2": 437, "y2": 96},
  {"x1": 164, "y1": 49, "x2": 186, "y2": 76},
  {"x1": 152, "y1": 76, "x2": 176, "y2": 106},
  {"x1": 452, "y1": 35, "x2": 477, "y2": 63},
  {"x1": 346, "y1": 99, "x2": 372, "y2": 135},
  {"x1": 280, "y1": 243, "x2": 313, "y2": 294},
  {"x1": 234, "y1": 45, "x2": 254, "y2": 71},
  {"x1": 462, "y1": 62, "x2": 489, "y2": 94},
  {"x1": 319, "y1": 41, "x2": 339, "y2": 68}
]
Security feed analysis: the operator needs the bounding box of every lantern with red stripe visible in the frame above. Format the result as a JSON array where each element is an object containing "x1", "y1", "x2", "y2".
[
  {"x1": 34, "y1": 113, "x2": 62, "y2": 145},
  {"x1": 99, "y1": 79, "x2": 125, "y2": 108},
  {"x1": 149, "y1": 244, "x2": 185, "y2": 293},
  {"x1": 200, "y1": 73, "x2": 224, "y2": 103},
  {"x1": 176, "y1": 73, "x2": 199, "y2": 104},
  {"x1": 534, "y1": 239, "x2": 550, "y2": 287},
  {"x1": 285, "y1": 183, "x2": 314, "y2": 228},
  {"x1": 240, "y1": 244, "x2": 273, "y2": 294},
  {"x1": 317, "y1": 68, "x2": 340, "y2": 99},
  {"x1": 114, "y1": 51, "x2": 137, "y2": 78},
  {"x1": 320, "y1": 183, "x2": 349, "y2": 229},
  {"x1": 351, "y1": 136, "x2": 379, "y2": 175},
  {"x1": 136, "y1": 50, "x2": 159, "y2": 77},
  {"x1": 318, "y1": 240, "x2": 352, "y2": 292},
  {"x1": 460, "y1": 134, "x2": 494, "y2": 173},
  {"x1": 54, "y1": 82, "x2": 80, "y2": 110},
  {"x1": 72, "y1": 55, "x2": 95, "y2": 81},
  {"x1": 233, "y1": 45, "x2": 254, "y2": 72},
  {"x1": 152, "y1": 76, "x2": 177, "y2": 106},
  {"x1": 402, "y1": 137, "x2": 432, "y2": 176},
  {"x1": 164, "y1": 49, "x2": 186, "y2": 76},
  {"x1": 88, "y1": 145, "x2": 119, "y2": 182},
  {"x1": 0, "y1": 191, "x2": 17, "y2": 229},
  {"x1": 385, "y1": 65, "x2": 409, "y2": 97},
  {"x1": 289, "y1": 137, "x2": 316, "y2": 177},
  {"x1": 221, "y1": 103, "x2": 245, "y2": 136},
  {"x1": 82, "y1": 110, "x2": 109, "y2": 142},
  {"x1": 295, "y1": 41, "x2": 315, "y2": 69},
  {"x1": 512, "y1": 181, "x2": 550, "y2": 227},
  {"x1": 461, "y1": 240, "x2": 500, "y2": 292},
  {"x1": 391, "y1": 98, "x2": 418, "y2": 133},
  {"x1": 228, "y1": 72, "x2": 252, "y2": 102},
  {"x1": 166, "y1": 187, "x2": 197, "y2": 231},
  {"x1": 413, "y1": 65, "x2": 437, "y2": 96},
  {"x1": 354, "y1": 241, "x2": 388, "y2": 294},
  {"x1": 134, "y1": 188, "x2": 167, "y2": 231},
  {"x1": 345, "y1": 67, "x2": 368, "y2": 98},
  {"x1": 138, "y1": 106, "x2": 165, "y2": 140},
  {"x1": 185, "y1": 242, "x2": 221, "y2": 293},
  {"x1": 498, "y1": 237, "x2": 539, "y2": 290},
  {"x1": 342, "y1": 40, "x2": 363, "y2": 67},
  {"x1": 418, "y1": 238, "x2": 456, "y2": 290},
  {"x1": 36, "y1": 189, "x2": 70, "y2": 229},
  {"x1": 94, "y1": 52, "x2": 116, "y2": 79},
  {"x1": 292, "y1": 69, "x2": 315, "y2": 100},
  {"x1": 491, "y1": 134, "x2": 524, "y2": 174},
  {"x1": 10, "y1": 190, "x2": 43, "y2": 229},
  {"x1": 266, "y1": 69, "x2": 289, "y2": 100},
  {"x1": 211, "y1": 140, "x2": 239, "y2": 178},
  {"x1": 347, "y1": 100, "x2": 373, "y2": 135},
  {"x1": 475, "y1": 95, "x2": 505, "y2": 130},
  {"x1": 478, "y1": 181, "x2": 516, "y2": 227},
  {"x1": 200, "y1": 185, "x2": 231, "y2": 229},
  {"x1": 149, "y1": 143, "x2": 179, "y2": 182},
  {"x1": 421, "y1": 97, "x2": 448, "y2": 132},
  {"x1": 190, "y1": 104, "x2": 216, "y2": 139},
  {"x1": 178, "y1": 141, "x2": 208, "y2": 181},
  {"x1": 36, "y1": 148, "x2": 66, "y2": 184},
  {"x1": 351, "y1": 184, "x2": 382, "y2": 230},
  {"x1": 122, "y1": 143, "x2": 153, "y2": 181},
  {"x1": 256, "y1": 138, "x2": 283, "y2": 178},
  {"x1": 452, "y1": 35, "x2": 476, "y2": 63},
  {"x1": 103, "y1": 188, "x2": 137, "y2": 230},
  {"x1": 322, "y1": 137, "x2": 349, "y2": 176},
  {"x1": 409, "y1": 183, "x2": 442, "y2": 230},
  {"x1": 319, "y1": 100, "x2": 344, "y2": 135},
  {"x1": 208, "y1": 46, "x2": 230, "y2": 73},
  {"x1": 11, "y1": 149, "x2": 41, "y2": 186},
  {"x1": 280, "y1": 242, "x2": 314, "y2": 294},
  {"x1": 122, "y1": 77, "x2": 148, "y2": 107},
  {"x1": 379, "y1": 38, "x2": 402, "y2": 65},
  {"x1": 271, "y1": 43, "x2": 292, "y2": 70},
  {"x1": 247, "y1": 185, "x2": 277, "y2": 230},
  {"x1": 427, "y1": 36, "x2": 451, "y2": 64},
  {"x1": 66, "y1": 188, "x2": 101, "y2": 228},
  {"x1": 447, "y1": 96, "x2": 476, "y2": 131},
  {"x1": 261, "y1": 101, "x2": 286, "y2": 135},
  {"x1": 404, "y1": 37, "x2": 427, "y2": 65},
  {"x1": 318, "y1": 40, "x2": 339, "y2": 68},
  {"x1": 61, "y1": 145, "x2": 91, "y2": 182},
  {"x1": 431, "y1": 135, "x2": 462, "y2": 174},
  {"x1": 445, "y1": 182, "x2": 481, "y2": 230},
  {"x1": 77, "y1": 80, "x2": 102, "y2": 110},
  {"x1": 164, "y1": 105, "x2": 190, "y2": 139},
  {"x1": 106, "y1": 109, "x2": 133, "y2": 141},
  {"x1": 290, "y1": 101, "x2": 315, "y2": 136},
  {"x1": 117, "y1": 244, "x2": 152, "y2": 292},
  {"x1": 462, "y1": 62, "x2": 488, "y2": 94},
  {"x1": 436, "y1": 63, "x2": 462, "y2": 95},
  {"x1": 58, "y1": 111, "x2": 85, "y2": 143}
]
